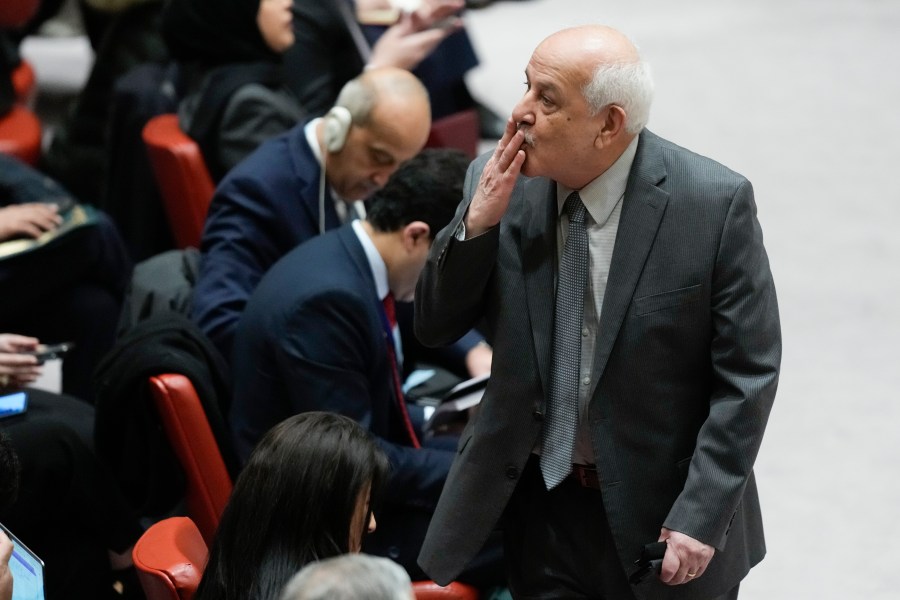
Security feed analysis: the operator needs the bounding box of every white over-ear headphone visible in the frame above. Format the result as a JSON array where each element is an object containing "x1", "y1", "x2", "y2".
[
  {"x1": 323, "y1": 106, "x2": 352, "y2": 153},
  {"x1": 319, "y1": 105, "x2": 352, "y2": 234}
]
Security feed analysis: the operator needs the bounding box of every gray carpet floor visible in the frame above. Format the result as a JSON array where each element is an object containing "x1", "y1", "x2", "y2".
[{"x1": 20, "y1": 1, "x2": 900, "y2": 597}]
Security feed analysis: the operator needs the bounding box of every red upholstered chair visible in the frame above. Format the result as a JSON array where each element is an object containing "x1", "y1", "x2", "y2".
[
  {"x1": 424, "y1": 108, "x2": 480, "y2": 160},
  {"x1": 148, "y1": 374, "x2": 233, "y2": 547},
  {"x1": 132, "y1": 517, "x2": 477, "y2": 600},
  {"x1": 11, "y1": 60, "x2": 36, "y2": 105},
  {"x1": 148, "y1": 373, "x2": 479, "y2": 600},
  {"x1": 142, "y1": 114, "x2": 215, "y2": 249},
  {"x1": 413, "y1": 581, "x2": 479, "y2": 600},
  {"x1": 133, "y1": 517, "x2": 207, "y2": 600},
  {"x1": 0, "y1": 105, "x2": 41, "y2": 165}
]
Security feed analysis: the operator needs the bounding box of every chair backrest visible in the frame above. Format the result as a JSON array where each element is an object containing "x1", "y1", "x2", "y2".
[
  {"x1": 142, "y1": 113, "x2": 215, "y2": 249},
  {"x1": 133, "y1": 516, "x2": 208, "y2": 600},
  {"x1": 424, "y1": 108, "x2": 479, "y2": 160},
  {"x1": 149, "y1": 374, "x2": 233, "y2": 546},
  {"x1": 0, "y1": 105, "x2": 41, "y2": 165},
  {"x1": 412, "y1": 581, "x2": 479, "y2": 600},
  {"x1": 11, "y1": 61, "x2": 36, "y2": 105}
]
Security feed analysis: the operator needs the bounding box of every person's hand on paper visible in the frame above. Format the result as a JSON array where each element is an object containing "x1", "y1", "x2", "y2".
[{"x1": 0, "y1": 204, "x2": 62, "y2": 241}]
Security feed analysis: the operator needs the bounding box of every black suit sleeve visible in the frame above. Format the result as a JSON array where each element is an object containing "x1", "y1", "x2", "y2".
[
  {"x1": 277, "y1": 288, "x2": 453, "y2": 510},
  {"x1": 415, "y1": 155, "x2": 497, "y2": 348}
]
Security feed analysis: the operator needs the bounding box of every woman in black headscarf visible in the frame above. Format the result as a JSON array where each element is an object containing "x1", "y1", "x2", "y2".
[{"x1": 162, "y1": 0, "x2": 304, "y2": 181}]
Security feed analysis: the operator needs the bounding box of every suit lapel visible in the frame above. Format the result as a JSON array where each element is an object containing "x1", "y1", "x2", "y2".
[
  {"x1": 590, "y1": 131, "x2": 669, "y2": 392},
  {"x1": 520, "y1": 176, "x2": 557, "y2": 395}
]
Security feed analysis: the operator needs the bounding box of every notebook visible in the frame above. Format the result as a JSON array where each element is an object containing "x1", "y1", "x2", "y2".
[{"x1": 1, "y1": 523, "x2": 45, "y2": 600}]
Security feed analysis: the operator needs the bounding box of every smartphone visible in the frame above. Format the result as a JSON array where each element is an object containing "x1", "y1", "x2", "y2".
[
  {"x1": 431, "y1": 16, "x2": 459, "y2": 31},
  {"x1": 0, "y1": 391, "x2": 27, "y2": 419},
  {"x1": 0, "y1": 521, "x2": 46, "y2": 600},
  {"x1": 24, "y1": 342, "x2": 74, "y2": 363}
]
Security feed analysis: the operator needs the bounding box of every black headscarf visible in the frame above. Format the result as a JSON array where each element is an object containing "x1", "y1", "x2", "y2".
[{"x1": 161, "y1": 0, "x2": 278, "y2": 67}]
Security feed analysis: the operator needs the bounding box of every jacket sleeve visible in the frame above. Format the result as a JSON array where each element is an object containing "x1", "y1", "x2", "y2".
[
  {"x1": 192, "y1": 170, "x2": 286, "y2": 358},
  {"x1": 279, "y1": 288, "x2": 454, "y2": 510},
  {"x1": 663, "y1": 179, "x2": 781, "y2": 550},
  {"x1": 415, "y1": 155, "x2": 498, "y2": 348}
]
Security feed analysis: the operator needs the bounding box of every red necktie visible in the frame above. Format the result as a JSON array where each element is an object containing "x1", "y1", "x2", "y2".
[{"x1": 382, "y1": 293, "x2": 420, "y2": 448}]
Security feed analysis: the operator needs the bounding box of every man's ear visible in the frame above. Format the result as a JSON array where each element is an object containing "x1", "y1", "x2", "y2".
[
  {"x1": 594, "y1": 104, "x2": 628, "y2": 149},
  {"x1": 402, "y1": 221, "x2": 431, "y2": 250}
]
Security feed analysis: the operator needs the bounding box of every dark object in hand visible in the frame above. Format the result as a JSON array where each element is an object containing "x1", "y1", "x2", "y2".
[
  {"x1": 24, "y1": 342, "x2": 74, "y2": 363},
  {"x1": 629, "y1": 541, "x2": 667, "y2": 584}
]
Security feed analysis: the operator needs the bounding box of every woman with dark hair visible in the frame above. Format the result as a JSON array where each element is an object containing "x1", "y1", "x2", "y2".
[
  {"x1": 195, "y1": 411, "x2": 390, "y2": 600},
  {"x1": 161, "y1": 0, "x2": 304, "y2": 181}
]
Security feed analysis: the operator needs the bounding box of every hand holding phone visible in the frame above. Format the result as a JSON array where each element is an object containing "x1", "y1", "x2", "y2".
[
  {"x1": 24, "y1": 342, "x2": 74, "y2": 363},
  {"x1": 0, "y1": 334, "x2": 43, "y2": 388}
]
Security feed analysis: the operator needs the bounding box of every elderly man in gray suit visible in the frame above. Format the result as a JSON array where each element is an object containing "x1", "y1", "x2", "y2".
[{"x1": 414, "y1": 24, "x2": 781, "y2": 600}]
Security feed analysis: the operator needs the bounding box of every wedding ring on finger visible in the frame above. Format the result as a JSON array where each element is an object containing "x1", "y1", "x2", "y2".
[{"x1": 687, "y1": 572, "x2": 697, "y2": 577}]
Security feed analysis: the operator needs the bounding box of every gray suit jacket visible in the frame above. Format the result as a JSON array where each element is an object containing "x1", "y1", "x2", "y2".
[{"x1": 414, "y1": 129, "x2": 781, "y2": 599}]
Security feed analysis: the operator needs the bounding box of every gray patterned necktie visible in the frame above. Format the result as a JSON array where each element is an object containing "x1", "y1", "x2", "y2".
[{"x1": 540, "y1": 191, "x2": 588, "y2": 490}]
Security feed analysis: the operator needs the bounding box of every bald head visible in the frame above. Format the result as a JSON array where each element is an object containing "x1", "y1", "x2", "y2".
[
  {"x1": 336, "y1": 67, "x2": 430, "y2": 129},
  {"x1": 323, "y1": 68, "x2": 431, "y2": 200},
  {"x1": 536, "y1": 25, "x2": 653, "y2": 133},
  {"x1": 541, "y1": 25, "x2": 640, "y2": 63}
]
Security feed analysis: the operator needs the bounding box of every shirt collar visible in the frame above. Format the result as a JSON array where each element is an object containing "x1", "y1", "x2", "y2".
[
  {"x1": 304, "y1": 118, "x2": 324, "y2": 166},
  {"x1": 351, "y1": 220, "x2": 390, "y2": 301},
  {"x1": 557, "y1": 135, "x2": 639, "y2": 226}
]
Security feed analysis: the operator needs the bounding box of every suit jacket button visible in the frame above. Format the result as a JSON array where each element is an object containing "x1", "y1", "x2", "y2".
[
  {"x1": 506, "y1": 465, "x2": 519, "y2": 480},
  {"x1": 532, "y1": 410, "x2": 544, "y2": 421}
]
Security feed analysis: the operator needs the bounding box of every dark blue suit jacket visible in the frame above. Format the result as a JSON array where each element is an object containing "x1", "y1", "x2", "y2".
[
  {"x1": 230, "y1": 223, "x2": 454, "y2": 573},
  {"x1": 191, "y1": 122, "x2": 340, "y2": 361},
  {"x1": 190, "y1": 121, "x2": 482, "y2": 371}
]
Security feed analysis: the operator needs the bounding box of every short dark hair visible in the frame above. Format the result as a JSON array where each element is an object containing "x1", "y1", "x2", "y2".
[
  {"x1": 196, "y1": 412, "x2": 390, "y2": 600},
  {"x1": 366, "y1": 148, "x2": 469, "y2": 239}
]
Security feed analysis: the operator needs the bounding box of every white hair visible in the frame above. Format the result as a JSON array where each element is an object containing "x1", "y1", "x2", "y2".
[
  {"x1": 583, "y1": 58, "x2": 654, "y2": 134},
  {"x1": 280, "y1": 554, "x2": 414, "y2": 600}
]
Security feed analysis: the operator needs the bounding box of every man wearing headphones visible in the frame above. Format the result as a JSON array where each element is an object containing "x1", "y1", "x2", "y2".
[{"x1": 192, "y1": 67, "x2": 433, "y2": 365}]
